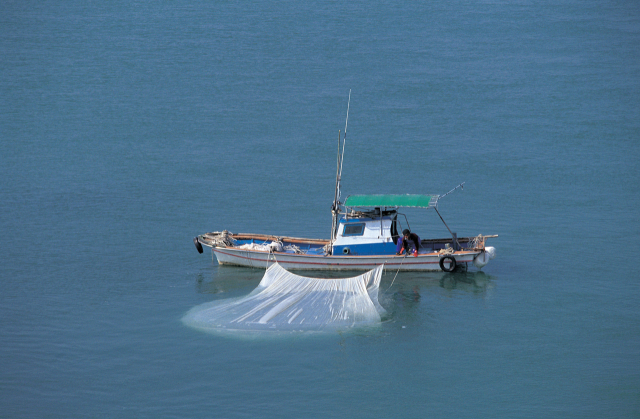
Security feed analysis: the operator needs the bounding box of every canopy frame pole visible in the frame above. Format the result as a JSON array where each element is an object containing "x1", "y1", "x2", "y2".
[
  {"x1": 440, "y1": 182, "x2": 465, "y2": 200},
  {"x1": 434, "y1": 207, "x2": 462, "y2": 250}
]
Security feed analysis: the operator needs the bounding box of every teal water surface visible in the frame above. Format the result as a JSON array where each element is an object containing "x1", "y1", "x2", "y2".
[{"x1": 1, "y1": 1, "x2": 639, "y2": 418}]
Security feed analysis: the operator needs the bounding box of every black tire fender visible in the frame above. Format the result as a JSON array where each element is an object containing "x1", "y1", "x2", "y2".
[
  {"x1": 194, "y1": 237, "x2": 204, "y2": 254},
  {"x1": 439, "y1": 255, "x2": 456, "y2": 272}
]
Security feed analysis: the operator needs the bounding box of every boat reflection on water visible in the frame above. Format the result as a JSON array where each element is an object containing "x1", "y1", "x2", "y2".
[
  {"x1": 380, "y1": 270, "x2": 497, "y2": 322},
  {"x1": 383, "y1": 270, "x2": 496, "y2": 296},
  {"x1": 438, "y1": 270, "x2": 495, "y2": 294}
]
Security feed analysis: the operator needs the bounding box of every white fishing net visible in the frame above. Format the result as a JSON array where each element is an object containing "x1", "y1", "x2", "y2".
[
  {"x1": 237, "y1": 242, "x2": 305, "y2": 254},
  {"x1": 183, "y1": 262, "x2": 386, "y2": 333}
]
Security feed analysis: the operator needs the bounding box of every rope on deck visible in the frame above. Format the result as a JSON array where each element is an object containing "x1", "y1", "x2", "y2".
[
  {"x1": 205, "y1": 230, "x2": 237, "y2": 248},
  {"x1": 468, "y1": 234, "x2": 485, "y2": 250}
]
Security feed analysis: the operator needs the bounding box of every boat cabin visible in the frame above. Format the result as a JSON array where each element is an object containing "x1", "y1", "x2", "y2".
[
  {"x1": 331, "y1": 194, "x2": 483, "y2": 256},
  {"x1": 331, "y1": 208, "x2": 400, "y2": 256}
]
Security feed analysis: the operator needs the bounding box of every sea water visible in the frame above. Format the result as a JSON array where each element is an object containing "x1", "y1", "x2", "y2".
[{"x1": 1, "y1": 1, "x2": 639, "y2": 418}]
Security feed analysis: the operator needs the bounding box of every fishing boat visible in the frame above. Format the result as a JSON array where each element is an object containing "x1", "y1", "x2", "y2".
[
  {"x1": 193, "y1": 95, "x2": 497, "y2": 272},
  {"x1": 194, "y1": 193, "x2": 496, "y2": 272}
]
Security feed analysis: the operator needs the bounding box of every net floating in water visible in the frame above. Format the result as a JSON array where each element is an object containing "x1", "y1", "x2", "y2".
[{"x1": 183, "y1": 262, "x2": 386, "y2": 333}]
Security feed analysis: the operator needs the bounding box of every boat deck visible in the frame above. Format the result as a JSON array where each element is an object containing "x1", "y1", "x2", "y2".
[{"x1": 198, "y1": 231, "x2": 497, "y2": 255}]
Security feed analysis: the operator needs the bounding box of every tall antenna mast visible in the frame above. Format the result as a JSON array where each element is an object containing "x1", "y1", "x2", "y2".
[
  {"x1": 338, "y1": 89, "x2": 351, "y2": 189},
  {"x1": 331, "y1": 90, "x2": 351, "y2": 242}
]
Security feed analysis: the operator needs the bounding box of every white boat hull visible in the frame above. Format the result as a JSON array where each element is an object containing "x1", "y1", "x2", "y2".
[{"x1": 211, "y1": 246, "x2": 481, "y2": 271}]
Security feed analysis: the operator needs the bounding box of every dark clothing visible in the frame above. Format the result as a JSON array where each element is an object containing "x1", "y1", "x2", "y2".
[{"x1": 396, "y1": 232, "x2": 420, "y2": 254}]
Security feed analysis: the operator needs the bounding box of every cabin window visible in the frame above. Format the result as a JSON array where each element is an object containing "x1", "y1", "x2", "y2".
[{"x1": 342, "y1": 223, "x2": 365, "y2": 236}]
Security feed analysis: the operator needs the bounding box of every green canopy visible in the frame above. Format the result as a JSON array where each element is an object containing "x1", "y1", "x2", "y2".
[{"x1": 344, "y1": 194, "x2": 439, "y2": 209}]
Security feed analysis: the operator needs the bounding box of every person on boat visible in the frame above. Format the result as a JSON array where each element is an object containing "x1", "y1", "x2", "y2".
[{"x1": 396, "y1": 229, "x2": 421, "y2": 257}]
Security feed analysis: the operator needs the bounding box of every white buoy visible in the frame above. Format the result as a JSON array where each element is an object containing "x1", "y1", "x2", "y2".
[
  {"x1": 473, "y1": 251, "x2": 490, "y2": 269},
  {"x1": 473, "y1": 246, "x2": 496, "y2": 269},
  {"x1": 485, "y1": 246, "x2": 496, "y2": 260}
]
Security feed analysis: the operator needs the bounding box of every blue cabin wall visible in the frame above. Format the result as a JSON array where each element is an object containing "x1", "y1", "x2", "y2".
[
  {"x1": 331, "y1": 214, "x2": 399, "y2": 256},
  {"x1": 332, "y1": 242, "x2": 397, "y2": 256}
]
